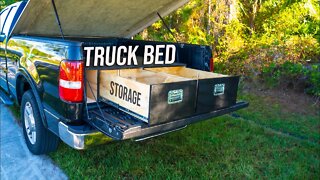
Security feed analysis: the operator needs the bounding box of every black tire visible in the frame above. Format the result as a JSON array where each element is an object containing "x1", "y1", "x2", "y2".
[{"x1": 21, "y1": 90, "x2": 59, "y2": 154}]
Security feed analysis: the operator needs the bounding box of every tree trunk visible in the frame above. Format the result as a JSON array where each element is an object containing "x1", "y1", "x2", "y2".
[
  {"x1": 249, "y1": 0, "x2": 261, "y2": 35},
  {"x1": 207, "y1": 0, "x2": 212, "y2": 35}
]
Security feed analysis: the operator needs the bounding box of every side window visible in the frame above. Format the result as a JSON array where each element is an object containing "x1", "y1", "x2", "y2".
[
  {"x1": 0, "y1": 9, "x2": 9, "y2": 33},
  {"x1": 2, "y1": 6, "x2": 18, "y2": 36}
]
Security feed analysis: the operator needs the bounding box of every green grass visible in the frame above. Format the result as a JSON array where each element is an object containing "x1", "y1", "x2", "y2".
[
  {"x1": 49, "y1": 116, "x2": 319, "y2": 179},
  {"x1": 237, "y1": 93, "x2": 320, "y2": 143},
  {"x1": 7, "y1": 91, "x2": 319, "y2": 179},
  {"x1": 47, "y1": 91, "x2": 320, "y2": 179}
]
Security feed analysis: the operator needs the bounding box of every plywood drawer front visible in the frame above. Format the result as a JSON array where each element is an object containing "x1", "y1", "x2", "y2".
[
  {"x1": 99, "y1": 69, "x2": 197, "y2": 124},
  {"x1": 100, "y1": 71, "x2": 151, "y2": 122}
]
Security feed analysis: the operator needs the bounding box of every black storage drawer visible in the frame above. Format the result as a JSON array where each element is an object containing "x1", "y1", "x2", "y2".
[
  {"x1": 148, "y1": 80, "x2": 197, "y2": 125},
  {"x1": 145, "y1": 66, "x2": 239, "y2": 114},
  {"x1": 195, "y1": 76, "x2": 239, "y2": 114}
]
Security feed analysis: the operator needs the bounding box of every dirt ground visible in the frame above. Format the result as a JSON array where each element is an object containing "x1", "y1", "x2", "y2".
[{"x1": 241, "y1": 80, "x2": 320, "y2": 116}]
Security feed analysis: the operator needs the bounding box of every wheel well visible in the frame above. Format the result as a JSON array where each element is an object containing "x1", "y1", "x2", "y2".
[{"x1": 17, "y1": 76, "x2": 31, "y2": 105}]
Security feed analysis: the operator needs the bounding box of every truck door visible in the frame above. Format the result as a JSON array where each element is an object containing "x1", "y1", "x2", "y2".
[
  {"x1": 0, "y1": 7, "x2": 10, "y2": 92},
  {"x1": 0, "y1": 2, "x2": 23, "y2": 95}
]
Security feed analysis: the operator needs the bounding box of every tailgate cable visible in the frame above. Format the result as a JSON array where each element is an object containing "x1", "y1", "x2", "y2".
[
  {"x1": 156, "y1": 12, "x2": 181, "y2": 65},
  {"x1": 83, "y1": 79, "x2": 90, "y2": 121},
  {"x1": 51, "y1": 0, "x2": 65, "y2": 39},
  {"x1": 85, "y1": 78, "x2": 106, "y2": 121},
  {"x1": 157, "y1": 12, "x2": 178, "y2": 43},
  {"x1": 85, "y1": 78, "x2": 116, "y2": 127}
]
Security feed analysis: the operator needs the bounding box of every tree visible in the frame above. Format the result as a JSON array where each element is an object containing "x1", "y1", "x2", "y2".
[{"x1": 0, "y1": 0, "x2": 20, "y2": 11}]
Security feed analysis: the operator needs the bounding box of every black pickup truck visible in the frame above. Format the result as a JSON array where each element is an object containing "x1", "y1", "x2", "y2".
[{"x1": 0, "y1": 0, "x2": 248, "y2": 154}]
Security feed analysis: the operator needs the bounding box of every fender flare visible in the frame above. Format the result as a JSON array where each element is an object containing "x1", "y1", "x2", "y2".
[{"x1": 16, "y1": 68, "x2": 48, "y2": 128}]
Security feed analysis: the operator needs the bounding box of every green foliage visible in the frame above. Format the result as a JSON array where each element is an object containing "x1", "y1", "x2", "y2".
[
  {"x1": 0, "y1": 0, "x2": 19, "y2": 11},
  {"x1": 261, "y1": 61, "x2": 320, "y2": 96},
  {"x1": 259, "y1": 0, "x2": 320, "y2": 41},
  {"x1": 261, "y1": 62, "x2": 281, "y2": 87},
  {"x1": 213, "y1": 0, "x2": 320, "y2": 96},
  {"x1": 137, "y1": 0, "x2": 319, "y2": 87},
  {"x1": 307, "y1": 65, "x2": 320, "y2": 96}
]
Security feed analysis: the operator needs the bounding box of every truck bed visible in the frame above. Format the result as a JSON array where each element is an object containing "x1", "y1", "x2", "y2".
[{"x1": 82, "y1": 38, "x2": 245, "y2": 140}]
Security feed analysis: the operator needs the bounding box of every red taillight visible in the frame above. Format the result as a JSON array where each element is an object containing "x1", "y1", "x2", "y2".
[
  {"x1": 210, "y1": 57, "x2": 214, "y2": 72},
  {"x1": 59, "y1": 60, "x2": 83, "y2": 103}
]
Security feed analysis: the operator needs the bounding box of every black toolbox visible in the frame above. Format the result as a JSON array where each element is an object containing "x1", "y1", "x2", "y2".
[{"x1": 145, "y1": 66, "x2": 240, "y2": 114}]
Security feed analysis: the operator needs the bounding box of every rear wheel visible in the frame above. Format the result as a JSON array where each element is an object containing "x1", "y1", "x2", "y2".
[{"x1": 21, "y1": 90, "x2": 59, "y2": 154}]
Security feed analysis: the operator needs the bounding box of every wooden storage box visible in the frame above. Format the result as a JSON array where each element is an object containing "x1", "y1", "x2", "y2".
[
  {"x1": 98, "y1": 68, "x2": 198, "y2": 125},
  {"x1": 146, "y1": 66, "x2": 240, "y2": 114}
]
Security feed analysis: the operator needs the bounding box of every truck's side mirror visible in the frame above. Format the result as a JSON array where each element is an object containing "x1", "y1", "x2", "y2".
[{"x1": 0, "y1": 33, "x2": 6, "y2": 42}]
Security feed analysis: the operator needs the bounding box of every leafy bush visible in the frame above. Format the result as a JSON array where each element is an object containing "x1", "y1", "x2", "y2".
[
  {"x1": 307, "y1": 65, "x2": 320, "y2": 96},
  {"x1": 260, "y1": 62, "x2": 320, "y2": 96}
]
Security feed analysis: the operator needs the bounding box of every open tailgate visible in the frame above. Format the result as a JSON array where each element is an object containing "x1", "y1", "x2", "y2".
[{"x1": 86, "y1": 102, "x2": 248, "y2": 140}]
